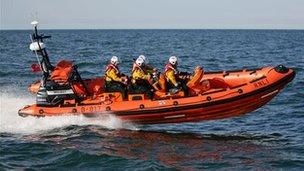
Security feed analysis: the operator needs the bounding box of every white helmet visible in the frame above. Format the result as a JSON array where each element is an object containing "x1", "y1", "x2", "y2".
[
  {"x1": 169, "y1": 56, "x2": 178, "y2": 65},
  {"x1": 110, "y1": 56, "x2": 119, "y2": 65},
  {"x1": 138, "y1": 55, "x2": 149, "y2": 64},
  {"x1": 136, "y1": 57, "x2": 144, "y2": 66}
]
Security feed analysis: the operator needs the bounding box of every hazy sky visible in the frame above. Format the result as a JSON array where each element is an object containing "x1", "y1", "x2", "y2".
[{"x1": 1, "y1": 0, "x2": 304, "y2": 29}]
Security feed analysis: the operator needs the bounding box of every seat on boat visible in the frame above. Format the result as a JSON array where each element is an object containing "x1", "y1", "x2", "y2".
[
  {"x1": 186, "y1": 66, "x2": 209, "y2": 95},
  {"x1": 187, "y1": 66, "x2": 204, "y2": 88},
  {"x1": 71, "y1": 77, "x2": 104, "y2": 98},
  {"x1": 208, "y1": 77, "x2": 230, "y2": 89},
  {"x1": 186, "y1": 67, "x2": 231, "y2": 94}
]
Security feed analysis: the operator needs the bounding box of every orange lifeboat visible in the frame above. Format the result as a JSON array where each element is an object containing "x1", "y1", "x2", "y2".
[
  {"x1": 20, "y1": 23, "x2": 296, "y2": 124},
  {"x1": 19, "y1": 65, "x2": 295, "y2": 124}
]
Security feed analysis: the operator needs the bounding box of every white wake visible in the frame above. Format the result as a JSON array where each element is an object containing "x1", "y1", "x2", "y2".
[{"x1": 0, "y1": 91, "x2": 137, "y2": 134}]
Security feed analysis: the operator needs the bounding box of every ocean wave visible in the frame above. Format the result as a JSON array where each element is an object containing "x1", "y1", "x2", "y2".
[{"x1": 0, "y1": 91, "x2": 137, "y2": 134}]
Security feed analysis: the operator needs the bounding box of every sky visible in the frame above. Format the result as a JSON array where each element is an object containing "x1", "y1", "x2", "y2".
[{"x1": 1, "y1": 0, "x2": 304, "y2": 29}]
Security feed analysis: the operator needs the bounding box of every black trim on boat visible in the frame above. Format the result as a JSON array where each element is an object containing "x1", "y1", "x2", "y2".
[
  {"x1": 249, "y1": 70, "x2": 257, "y2": 75},
  {"x1": 227, "y1": 69, "x2": 244, "y2": 73},
  {"x1": 204, "y1": 71, "x2": 224, "y2": 74},
  {"x1": 223, "y1": 72, "x2": 229, "y2": 77}
]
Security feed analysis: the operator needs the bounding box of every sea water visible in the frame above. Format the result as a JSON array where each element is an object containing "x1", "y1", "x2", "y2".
[{"x1": 0, "y1": 29, "x2": 303, "y2": 170}]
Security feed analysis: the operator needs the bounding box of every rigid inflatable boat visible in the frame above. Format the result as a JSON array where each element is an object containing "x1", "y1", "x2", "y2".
[{"x1": 18, "y1": 21, "x2": 295, "y2": 124}]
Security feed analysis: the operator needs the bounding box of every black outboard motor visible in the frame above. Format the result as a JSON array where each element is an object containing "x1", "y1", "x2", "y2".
[
  {"x1": 36, "y1": 81, "x2": 75, "y2": 106},
  {"x1": 36, "y1": 64, "x2": 88, "y2": 106}
]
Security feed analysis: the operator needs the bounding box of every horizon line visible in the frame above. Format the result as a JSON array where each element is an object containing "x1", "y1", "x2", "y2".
[{"x1": 1, "y1": 28, "x2": 304, "y2": 31}]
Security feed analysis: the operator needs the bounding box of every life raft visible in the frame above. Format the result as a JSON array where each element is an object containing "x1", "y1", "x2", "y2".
[{"x1": 19, "y1": 65, "x2": 295, "y2": 124}]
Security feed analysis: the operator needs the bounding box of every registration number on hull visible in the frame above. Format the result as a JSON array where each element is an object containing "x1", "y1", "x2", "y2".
[
  {"x1": 81, "y1": 106, "x2": 103, "y2": 113},
  {"x1": 253, "y1": 79, "x2": 269, "y2": 88}
]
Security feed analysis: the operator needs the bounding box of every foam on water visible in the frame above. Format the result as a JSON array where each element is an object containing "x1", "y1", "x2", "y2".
[{"x1": 0, "y1": 91, "x2": 138, "y2": 134}]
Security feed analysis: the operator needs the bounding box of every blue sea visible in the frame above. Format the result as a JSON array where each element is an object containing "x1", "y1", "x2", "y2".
[{"x1": 0, "y1": 29, "x2": 303, "y2": 170}]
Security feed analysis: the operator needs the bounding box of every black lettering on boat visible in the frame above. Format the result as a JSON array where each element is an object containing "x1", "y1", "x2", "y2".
[{"x1": 253, "y1": 79, "x2": 269, "y2": 88}]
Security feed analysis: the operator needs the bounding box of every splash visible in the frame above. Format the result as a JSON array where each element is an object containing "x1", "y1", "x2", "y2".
[{"x1": 0, "y1": 91, "x2": 137, "y2": 134}]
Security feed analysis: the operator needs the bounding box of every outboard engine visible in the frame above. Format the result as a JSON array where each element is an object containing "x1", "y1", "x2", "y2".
[
  {"x1": 36, "y1": 61, "x2": 89, "y2": 106},
  {"x1": 35, "y1": 61, "x2": 88, "y2": 106},
  {"x1": 36, "y1": 81, "x2": 75, "y2": 106}
]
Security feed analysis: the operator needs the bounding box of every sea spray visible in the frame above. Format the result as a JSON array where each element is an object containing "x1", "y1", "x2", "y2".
[{"x1": 0, "y1": 91, "x2": 138, "y2": 134}]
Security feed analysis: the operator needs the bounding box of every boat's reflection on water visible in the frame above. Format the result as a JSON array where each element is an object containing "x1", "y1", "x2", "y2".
[
  {"x1": 25, "y1": 126, "x2": 281, "y2": 169},
  {"x1": 93, "y1": 129, "x2": 278, "y2": 168}
]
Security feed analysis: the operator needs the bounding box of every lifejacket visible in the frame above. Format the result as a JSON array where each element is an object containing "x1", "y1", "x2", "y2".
[
  {"x1": 164, "y1": 63, "x2": 180, "y2": 86},
  {"x1": 105, "y1": 63, "x2": 120, "y2": 81},
  {"x1": 132, "y1": 62, "x2": 145, "y2": 74},
  {"x1": 164, "y1": 63, "x2": 178, "y2": 75},
  {"x1": 132, "y1": 63, "x2": 151, "y2": 85},
  {"x1": 105, "y1": 63, "x2": 119, "y2": 74}
]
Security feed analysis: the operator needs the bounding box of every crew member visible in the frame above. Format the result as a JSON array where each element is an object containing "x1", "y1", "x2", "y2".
[
  {"x1": 164, "y1": 56, "x2": 189, "y2": 96},
  {"x1": 137, "y1": 55, "x2": 160, "y2": 86},
  {"x1": 129, "y1": 57, "x2": 154, "y2": 99},
  {"x1": 104, "y1": 56, "x2": 127, "y2": 99},
  {"x1": 132, "y1": 55, "x2": 154, "y2": 75}
]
